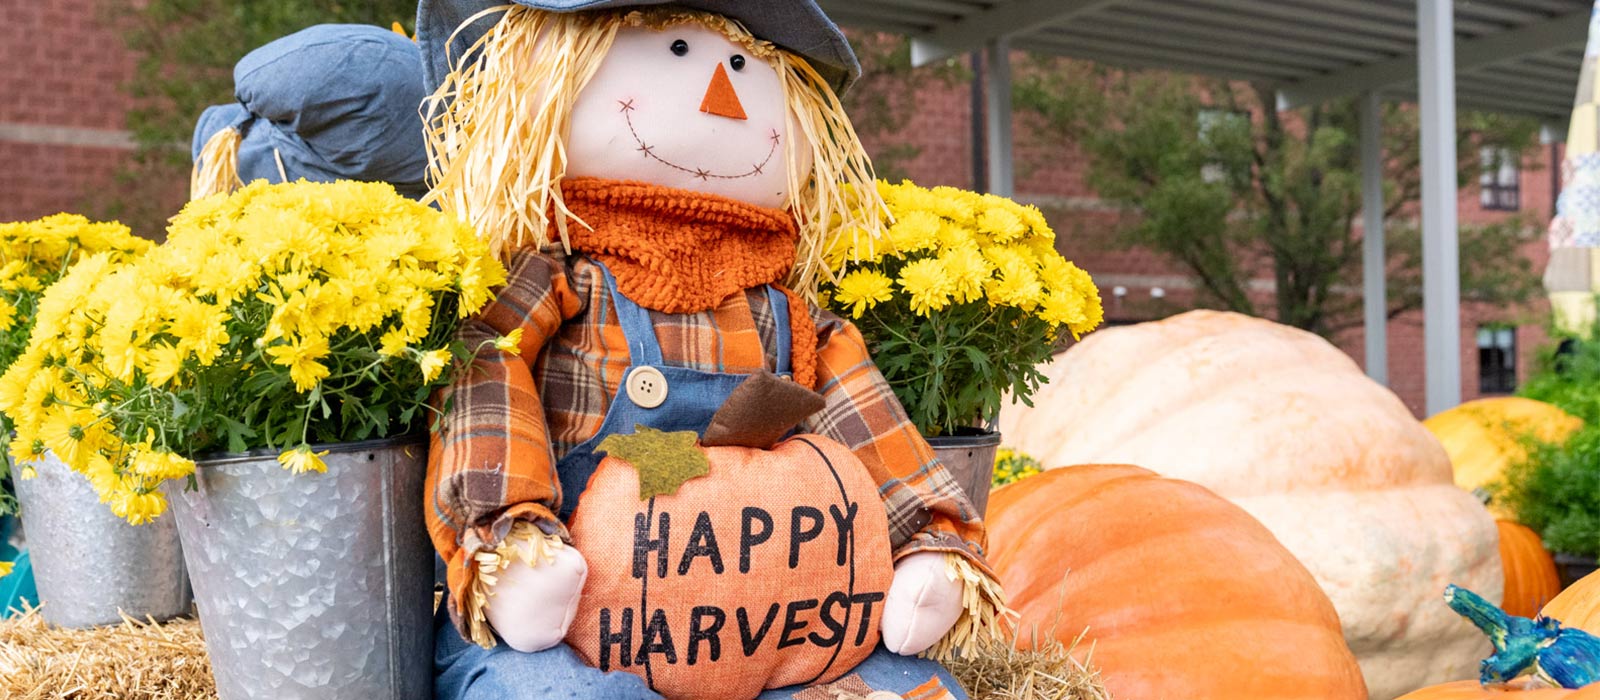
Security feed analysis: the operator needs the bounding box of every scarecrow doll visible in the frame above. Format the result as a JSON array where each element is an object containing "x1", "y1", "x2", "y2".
[
  {"x1": 190, "y1": 23, "x2": 429, "y2": 200},
  {"x1": 418, "y1": 2, "x2": 1002, "y2": 698}
]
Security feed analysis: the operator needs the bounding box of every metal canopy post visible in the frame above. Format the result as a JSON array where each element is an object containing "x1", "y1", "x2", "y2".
[
  {"x1": 985, "y1": 37, "x2": 1016, "y2": 197},
  {"x1": 1361, "y1": 91, "x2": 1388, "y2": 386},
  {"x1": 1419, "y1": 0, "x2": 1461, "y2": 413}
]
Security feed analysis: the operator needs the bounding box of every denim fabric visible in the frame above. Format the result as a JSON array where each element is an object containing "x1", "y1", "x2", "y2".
[
  {"x1": 433, "y1": 269, "x2": 968, "y2": 699},
  {"x1": 553, "y1": 263, "x2": 791, "y2": 520},
  {"x1": 191, "y1": 24, "x2": 428, "y2": 198},
  {"x1": 416, "y1": 0, "x2": 860, "y2": 98}
]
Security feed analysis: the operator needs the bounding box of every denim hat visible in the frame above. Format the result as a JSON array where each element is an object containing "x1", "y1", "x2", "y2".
[
  {"x1": 416, "y1": 0, "x2": 860, "y2": 97},
  {"x1": 191, "y1": 24, "x2": 429, "y2": 198}
]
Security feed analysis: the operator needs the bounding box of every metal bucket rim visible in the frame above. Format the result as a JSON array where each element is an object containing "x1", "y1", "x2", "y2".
[
  {"x1": 192, "y1": 434, "x2": 426, "y2": 467},
  {"x1": 923, "y1": 430, "x2": 1002, "y2": 449}
]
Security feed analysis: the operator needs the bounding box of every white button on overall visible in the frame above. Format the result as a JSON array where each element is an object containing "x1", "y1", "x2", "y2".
[{"x1": 626, "y1": 366, "x2": 668, "y2": 408}]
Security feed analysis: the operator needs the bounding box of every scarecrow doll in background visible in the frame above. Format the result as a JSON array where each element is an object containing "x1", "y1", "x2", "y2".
[
  {"x1": 418, "y1": 1, "x2": 1003, "y2": 698},
  {"x1": 190, "y1": 23, "x2": 430, "y2": 200}
]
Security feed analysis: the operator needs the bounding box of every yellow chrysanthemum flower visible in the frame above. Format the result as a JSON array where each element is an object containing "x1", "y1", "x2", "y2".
[
  {"x1": 987, "y1": 258, "x2": 1045, "y2": 310},
  {"x1": 131, "y1": 447, "x2": 196, "y2": 481},
  {"x1": 938, "y1": 247, "x2": 992, "y2": 305},
  {"x1": 899, "y1": 258, "x2": 954, "y2": 316},
  {"x1": 0, "y1": 560, "x2": 12, "y2": 578},
  {"x1": 109, "y1": 488, "x2": 166, "y2": 525},
  {"x1": 833, "y1": 269, "x2": 896, "y2": 319},
  {"x1": 0, "y1": 299, "x2": 16, "y2": 332},
  {"x1": 379, "y1": 328, "x2": 410, "y2": 358},
  {"x1": 265, "y1": 335, "x2": 332, "y2": 392},
  {"x1": 887, "y1": 210, "x2": 941, "y2": 254},
  {"x1": 494, "y1": 328, "x2": 525, "y2": 355},
  {"x1": 278, "y1": 445, "x2": 330, "y2": 475},
  {"x1": 417, "y1": 348, "x2": 452, "y2": 383},
  {"x1": 976, "y1": 205, "x2": 1029, "y2": 244}
]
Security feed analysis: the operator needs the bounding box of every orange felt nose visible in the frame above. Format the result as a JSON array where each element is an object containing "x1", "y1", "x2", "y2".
[{"x1": 699, "y1": 63, "x2": 747, "y2": 120}]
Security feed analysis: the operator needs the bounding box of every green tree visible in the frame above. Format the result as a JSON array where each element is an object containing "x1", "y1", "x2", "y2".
[
  {"x1": 95, "y1": 0, "x2": 416, "y2": 234},
  {"x1": 1015, "y1": 61, "x2": 1543, "y2": 337}
]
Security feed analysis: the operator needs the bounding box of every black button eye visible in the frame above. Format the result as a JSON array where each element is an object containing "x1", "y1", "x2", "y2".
[
  {"x1": 670, "y1": 39, "x2": 689, "y2": 56},
  {"x1": 729, "y1": 54, "x2": 746, "y2": 71}
]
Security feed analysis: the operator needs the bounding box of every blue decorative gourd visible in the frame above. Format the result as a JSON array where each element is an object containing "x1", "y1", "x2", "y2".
[{"x1": 1445, "y1": 584, "x2": 1600, "y2": 689}]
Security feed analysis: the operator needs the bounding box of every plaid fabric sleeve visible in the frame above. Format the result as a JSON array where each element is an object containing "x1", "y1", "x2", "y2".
[
  {"x1": 425, "y1": 249, "x2": 586, "y2": 635},
  {"x1": 800, "y1": 304, "x2": 994, "y2": 576}
]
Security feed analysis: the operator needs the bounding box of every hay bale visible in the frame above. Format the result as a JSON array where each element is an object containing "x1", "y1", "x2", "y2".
[
  {"x1": 0, "y1": 605, "x2": 216, "y2": 699},
  {"x1": 947, "y1": 631, "x2": 1110, "y2": 700}
]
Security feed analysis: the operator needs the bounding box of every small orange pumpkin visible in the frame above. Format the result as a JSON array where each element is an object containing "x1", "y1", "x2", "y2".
[
  {"x1": 565, "y1": 434, "x2": 894, "y2": 700},
  {"x1": 986, "y1": 464, "x2": 1368, "y2": 699},
  {"x1": 1500, "y1": 520, "x2": 1564, "y2": 618}
]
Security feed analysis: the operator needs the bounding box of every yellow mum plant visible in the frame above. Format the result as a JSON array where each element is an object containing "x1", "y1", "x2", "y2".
[
  {"x1": 0, "y1": 181, "x2": 507, "y2": 524},
  {"x1": 991, "y1": 447, "x2": 1043, "y2": 487},
  {"x1": 822, "y1": 181, "x2": 1102, "y2": 436},
  {"x1": 0, "y1": 214, "x2": 151, "y2": 515}
]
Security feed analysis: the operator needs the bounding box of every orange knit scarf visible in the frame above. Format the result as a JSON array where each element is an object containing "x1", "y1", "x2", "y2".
[{"x1": 560, "y1": 178, "x2": 819, "y2": 389}]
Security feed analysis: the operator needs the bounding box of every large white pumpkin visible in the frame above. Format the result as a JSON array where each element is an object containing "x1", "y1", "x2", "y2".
[{"x1": 999, "y1": 310, "x2": 1501, "y2": 700}]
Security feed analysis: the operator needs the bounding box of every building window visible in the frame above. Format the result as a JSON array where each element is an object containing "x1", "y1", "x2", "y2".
[
  {"x1": 1477, "y1": 325, "x2": 1517, "y2": 394},
  {"x1": 1479, "y1": 146, "x2": 1520, "y2": 211},
  {"x1": 1198, "y1": 109, "x2": 1248, "y2": 184}
]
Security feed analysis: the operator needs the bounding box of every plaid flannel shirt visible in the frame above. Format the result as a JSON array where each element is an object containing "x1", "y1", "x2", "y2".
[{"x1": 425, "y1": 248, "x2": 991, "y2": 628}]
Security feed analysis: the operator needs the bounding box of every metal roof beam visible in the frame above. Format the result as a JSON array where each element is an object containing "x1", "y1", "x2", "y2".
[
  {"x1": 1040, "y1": 25, "x2": 1342, "y2": 72},
  {"x1": 910, "y1": 0, "x2": 1118, "y2": 66},
  {"x1": 1280, "y1": 6, "x2": 1590, "y2": 107},
  {"x1": 1022, "y1": 34, "x2": 1306, "y2": 81},
  {"x1": 1119, "y1": 0, "x2": 1412, "y2": 53}
]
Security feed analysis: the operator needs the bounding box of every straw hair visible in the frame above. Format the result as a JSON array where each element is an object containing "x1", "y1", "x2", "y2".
[
  {"x1": 421, "y1": 6, "x2": 887, "y2": 296},
  {"x1": 190, "y1": 126, "x2": 244, "y2": 201}
]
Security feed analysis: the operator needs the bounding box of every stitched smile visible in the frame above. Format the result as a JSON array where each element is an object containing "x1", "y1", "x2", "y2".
[{"x1": 619, "y1": 99, "x2": 779, "y2": 181}]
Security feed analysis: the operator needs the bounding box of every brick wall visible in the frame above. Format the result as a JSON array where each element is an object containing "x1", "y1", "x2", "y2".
[{"x1": 0, "y1": 0, "x2": 138, "y2": 222}]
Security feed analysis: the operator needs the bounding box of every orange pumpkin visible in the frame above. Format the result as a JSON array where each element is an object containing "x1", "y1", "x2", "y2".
[
  {"x1": 1395, "y1": 680, "x2": 1600, "y2": 699},
  {"x1": 564, "y1": 434, "x2": 895, "y2": 700},
  {"x1": 986, "y1": 464, "x2": 1368, "y2": 699},
  {"x1": 1545, "y1": 571, "x2": 1600, "y2": 635},
  {"x1": 1500, "y1": 520, "x2": 1563, "y2": 618}
]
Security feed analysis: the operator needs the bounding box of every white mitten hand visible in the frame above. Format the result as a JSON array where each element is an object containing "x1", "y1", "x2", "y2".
[
  {"x1": 483, "y1": 544, "x2": 588, "y2": 653},
  {"x1": 880, "y1": 552, "x2": 963, "y2": 656}
]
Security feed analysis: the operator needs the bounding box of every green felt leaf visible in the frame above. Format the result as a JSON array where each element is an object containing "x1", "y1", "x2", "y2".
[{"x1": 598, "y1": 425, "x2": 710, "y2": 500}]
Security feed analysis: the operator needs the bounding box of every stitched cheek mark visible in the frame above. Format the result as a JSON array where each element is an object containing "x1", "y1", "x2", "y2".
[{"x1": 617, "y1": 98, "x2": 779, "y2": 181}]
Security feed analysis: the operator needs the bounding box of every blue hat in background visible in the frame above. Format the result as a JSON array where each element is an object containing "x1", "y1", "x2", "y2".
[
  {"x1": 415, "y1": 0, "x2": 861, "y2": 98},
  {"x1": 191, "y1": 24, "x2": 429, "y2": 199}
]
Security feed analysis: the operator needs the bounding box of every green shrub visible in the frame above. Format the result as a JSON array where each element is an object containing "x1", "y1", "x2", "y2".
[
  {"x1": 1519, "y1": 326, "x2": 1600, "y2": 425},
  {"x1": 1494, "y1": 425, "x2": 1600, "y2": 559}
]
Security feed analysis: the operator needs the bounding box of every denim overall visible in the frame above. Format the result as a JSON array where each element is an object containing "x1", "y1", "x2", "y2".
[{"x1": 434, "y1": 265, "x2": 967, "y2": 700}]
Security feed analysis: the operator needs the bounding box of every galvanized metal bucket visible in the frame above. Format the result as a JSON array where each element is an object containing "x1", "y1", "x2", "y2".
[
  {"x1": 926, "y1": 430, "x2": 1002, "y2": 518},
  {"x1": 166, "y1": 438, "x2": 434, "y2": 700},
  {"x1": 13, "y1": 450, "x2": 191, "y2": 628}
]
